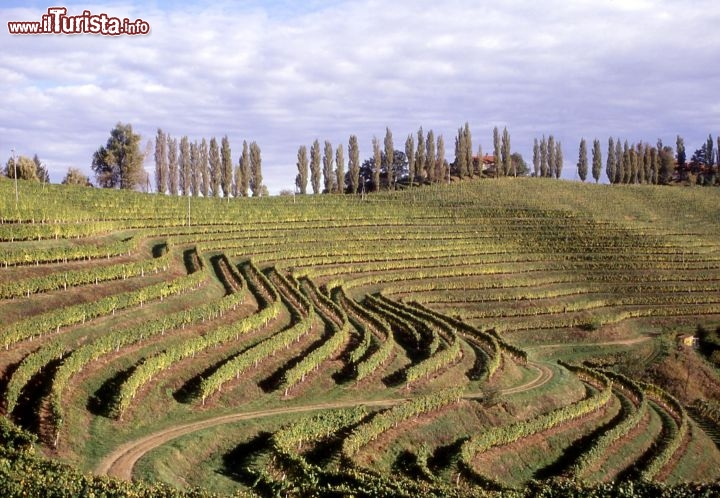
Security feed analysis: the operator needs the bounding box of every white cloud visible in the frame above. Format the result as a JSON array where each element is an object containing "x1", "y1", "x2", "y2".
[{"x1": 1, "y1": 0, "x2": 719, "y2": 191}]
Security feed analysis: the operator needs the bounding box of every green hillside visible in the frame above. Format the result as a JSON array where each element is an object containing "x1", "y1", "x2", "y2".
[{"x1": 1, "y1": 176, "x2": 719, "y2": 497}]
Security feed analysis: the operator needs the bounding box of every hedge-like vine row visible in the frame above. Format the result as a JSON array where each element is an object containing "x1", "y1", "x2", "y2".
[{"x1": 342, "y1": 387, "x2": 464, "y2": 459}]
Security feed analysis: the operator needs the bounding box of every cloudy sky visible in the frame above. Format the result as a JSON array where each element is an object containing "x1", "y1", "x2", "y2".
[{"x1": 1, "y1": 0, "x2": 719, "y2": 192}]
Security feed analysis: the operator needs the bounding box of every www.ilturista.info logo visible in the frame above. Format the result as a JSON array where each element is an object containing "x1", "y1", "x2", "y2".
[{"x1": 7, "y1": 7, "x2": 150, "y2": 35}]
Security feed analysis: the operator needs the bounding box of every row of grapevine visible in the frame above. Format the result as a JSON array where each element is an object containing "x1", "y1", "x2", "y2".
[
  {"x1": 0, "y1": 220, "x2": 117, "y2": 242},
  {"x1": 569, "y1": 370, "x2": 648, "y2": 479},
  {"x1": 46, "y1": 290, "x2": 246, "y2": 442},
  {"x1": 342, "y1": 387, "x2": 464, "y2": 459},
  {"x1": 0, "y1": 244, "x2": 171, "y2": 300},
  {"x1": 459, "y1": 364, "x2": 612, "y2": 481},
  {"x1": 1, "y1": 264, "x2": 207, "y2": 350},
  {"x1": 277, "y1": 279, "x2": 351, "y2": 395},
  {"x1": 0, "y1": 233, "x2": 139, "y2": 267},
  {"x1": 330, "y1": 286, "x2": 395, "y2": 381},
  {"x1": 637, "y1": 382, "x2": 689, "y2": 480},
  {"x1": 197, "y1": 308, "x2": 315, "y2": 404}
]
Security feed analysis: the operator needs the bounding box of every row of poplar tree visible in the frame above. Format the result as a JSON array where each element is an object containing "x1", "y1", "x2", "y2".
[
  {"x1": 153, "y1": 129, "x2": 265, "y2": 197},
  {"x1": 294, "y1": 124, "x2": 529, "y2": 194},
  {"x1": 576, "y1": 135, "x2": 720, "y2": 186}
]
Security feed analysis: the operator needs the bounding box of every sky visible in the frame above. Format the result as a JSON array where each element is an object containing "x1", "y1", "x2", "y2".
[{"x1": 1, "y1": 0, "x2": 719, "y2": 193}]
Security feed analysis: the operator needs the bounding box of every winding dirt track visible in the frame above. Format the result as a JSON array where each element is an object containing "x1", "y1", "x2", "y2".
[{"x1": 96, "y1": 359, "x2": 554, "y2": 481}]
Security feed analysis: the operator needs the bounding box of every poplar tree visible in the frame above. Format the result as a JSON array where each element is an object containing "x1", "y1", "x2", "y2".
[
  {"x1": 372, "y1": 136, "x2": 381, "y2": 191},
  {"x1": 464, "y1": 122, "x2": 473, "y2": 178},
  {"x1": 577, "y1": 138, "x2": 588, "y2": 181},
  {"x1": 622, "y1": 140, "x2": 630, "y2": 184},
  {"x1": 659, "y1": 146, "x2": 674, "y2": 184},
  {"x1": 643, "y1": 144, "x2": 652, "y2": 184},
  {"x1": 179, "y1": 135, "x2": 190, "y2": 196},
  {"x1": 200, "y1": 138, "x2": 209, "y2": 197},
  {"x1": 221, "y1": 135, "x2": 232, "y2": 197},
  {"x1": 477, "y1": 144, "x2": 483, "y2": 177},
  {"x1": 384, "y1": 127, "x2": 394, "y2": 188},
  {"x1": 310, "y1": 139, "x2": 321, "y2": 194},
  {"x1": 168, "y1": 135, "x2": 178, "y2": 195},
  {"x1": 606, "y1": 137, "x2": 616, "y2": 183},
  {"x1": 540, "y1": 136, "x2": 548, "y2": 178},
  {"x1": 425, "y1": 129, "x2": 435, "y2": 182},
  {"x1": 209, "y1": 137, "x2": 221, "y2": 196},
  {"x1": 405, "y1": 134, "x2": 415, "y2": 187},
  {"x1": 651, "y1": 147, "x2": 659, "y2": 184},
  {"x1": 415, "y1": 127, "x2": 425, "y2": 183},
  {"x1": 154, "y1": 128, "x2": 167, "y2": 194},
  {"x1": 532, "y1": 138, "x2": 540, "y2": 177},
  {"x1": 348, "y1": 135, "x2": 360, "y2": 194},
  {"x1": 455, "y1": 126, "x2": 467, "y2": 178},
  {"x1": 547, "y1": 135, "x2": 556, "y2": 178},
  {"x1": 190, "y1": 140, "x2": 199, "y2": 196},
  {"x1": 335, "y1": 144, "x2": 345, "y2": 193},
  {"x1": 676, "y1": 135, "x2": 686, "y2": 169},
  {"x1": 233, "y1": 152, "x2": 241, "y2": 197},
  {"x1": 615, "y1": 139, "x2": 623, "y2": 184},
  {"x1": 240, "y1": 140, "x2": 250, "y2": 197},
  {"x1": 323, "y1": 140, "x2": 334, "y2": 193},
  {"x1": 555, "y1": 141, "x2": 563, "y2": 179},
  {"x1": 592, "y1": 139, "x2": 602, "y2": 183},
  {"x1": 249, "y1": 141, "x2": 263, "y2": 196},
  {"x1": 501, "y1": 127, "x2": 511, "y2": 176},
  {"x1": 493, "y1": 126, "x2": 501, "y2": 177},
  {"x1": 437, "y1": 134, "x2": 446, "y2": 183},
  {"x1": 707, "y1": 134, "x2": 715, "y2": 168},
  {"x1": 296, "y1": 145, "x2": 308, "y2": 194}
]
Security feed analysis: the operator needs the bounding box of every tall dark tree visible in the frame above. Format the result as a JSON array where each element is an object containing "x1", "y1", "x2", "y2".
[
  {"x1": 540, "y1": 135, "x2": 548, "y2": 178},
  {"x1": 296, "y1": 145, "x2": 308, "y2": 194},
  {"x1": 372, "y1": 136, "x2": 381, "y2": 191},
  {"x1": 464, "y1": 122, "x2": 473, "y2": 179},
  {"x1": 606, "y1": 137, "x2": 616, "y2": 183},
  {"x1": 676, "y1": 135, "x2": 686, "y2": 170},
  {"x1": 614, "y1": 139, "x2": 624, "y2": 184},
  {"x1": 455, "y1": 125, "x2": 468, "y2": 178},
  {"x1": 221, "y1": 135, "x2": 232, "y2": 197},
  {"x1": 239, "y1": 140, "x2": 250, "y2": 197},
  {"x1": 532, "y1": 138, "x2": 540, "y2": 177},
  {"x1": 32, "y1": 154, "x2": 49, "y2": 183},
  {"x1": 190, "y1": 140, "x2": 200, "y2": 196},
  {"x1": 335, "y1": 144, "x2": 345, "y2": 193},
  {"x1": 199, "y1": 138, "x2": 209, "y2": 197},
  {"x1": 476, "y1": 144, "x2": 483, "y2": 177},
  {"x1": 92, "y1": 122, "x2": 144, "y2": 189},
  {"x1": 555, "y1": 141, "x2": 563, "y2": 179},
  {"x1": 323, "y1": 140, "x2": 334, "y2": 193},
  {"x1": 651, "y1": 146, "x2": 659, "y2": 184},
  {"x1": 437, "y1": 134, "x2": 446, "y2": 183},
  {"x1": 415, "y1": 127, "x2": 425, "y2": 184},
  {"x1": 493, "y1": 126, "x2": 501, "y2": 177},
  {"x1": 348, "y1": 135, "x2": 360, "y2": 194},
  {"x1": 707, "y1": 134, "x2": 715, "y2": 168},
  {"x1": 154, "y1": 129, "x2": 167, "y2": 193},
  {"x1": 310, "y1": 139, "x2": 321, "y2": 194},
  {"x1": 179, "y1": 136, "x2": 190, "y2": 195},
  {"x1": 592, "y1": 139, "x2": 602, "y2": 183},
  {"x1": 425, "y1": 129, "x2": 435, "y2": 182},
  {"x1": 577, "y1": 138, "x2": 588, "y2": 182},
  {"x1": 547, "y1": 135, "x2": 556, "y2": 179},
  {"x1": 659, "y1": 146, "x2": 674, "y2": 184},
  {"x1": 384, "y1": 127, "x2": 395, "y2": 188},
  {"x1": 209, "y1": 137, "x2": 221, "y2": 197},
  {"x1": 249, "y1": 141, "x2": 263, "y2": 196},
  {"x1": 405, "y1": 134, "x2": 415, "y2": 187},
  {"x1": 168, "y1": 135, "x2": 178, "y2": 195},
  {"x1": 501, "y1": 127, "x2": 511, "y2": 176}
]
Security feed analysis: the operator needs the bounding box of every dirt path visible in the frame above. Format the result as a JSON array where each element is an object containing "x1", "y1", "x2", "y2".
[
  {"x1": 525, "y1": 335, "x2": 651, "y2": 350},
  {"x1": 96, "y1": 359, "x2": 554, "y2": 481}
]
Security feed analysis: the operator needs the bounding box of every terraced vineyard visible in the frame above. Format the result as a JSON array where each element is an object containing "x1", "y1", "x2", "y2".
[{"x1": 1, "y1": 177, "x2": 720, "y2": 497}]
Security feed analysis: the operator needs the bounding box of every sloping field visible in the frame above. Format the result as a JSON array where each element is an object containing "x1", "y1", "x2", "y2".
[{"x1": 1, "y1": 177, "x2": 720, "y2": 497}]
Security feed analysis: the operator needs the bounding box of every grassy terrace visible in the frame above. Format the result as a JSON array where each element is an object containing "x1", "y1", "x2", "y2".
[{"x1": 1, "y1": 176, "x2": 719, "y2": 497}]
